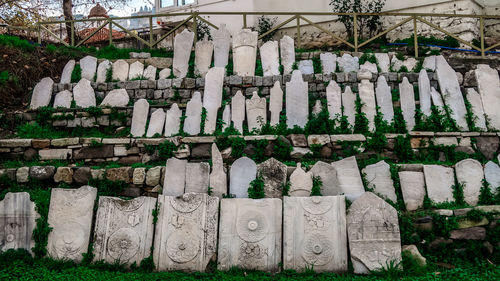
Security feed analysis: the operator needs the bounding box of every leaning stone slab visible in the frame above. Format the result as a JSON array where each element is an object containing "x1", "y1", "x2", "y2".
[
  {"x1": 283, "y1": 196, "x2": 347, "y2": 272},
  {"x1": 73, "y1": 78, "x2": 96, "y2": 108},
  {"x1": 146, "y1": 109, "x2": 166, "y2": 138},
  {"x1": 430, "y1": 87, "x2": 444, "y2": 109},
  {"x1": 298, "y1": 60, "x2": 314, "y2": 75},
  {"x1": 232, "y1": 29, "x2": 258, "y2": 76},
  {"x1": 128, "y1": 61, "x2": 144, "y2": 80},
  {"x1": 337, "y1": 54, "x2": 359, "y2": 73},
  {"x1": 423, "y1": 165, "x2": 455, "y2": 204},
  {"x1": 100, "y1": 89, "x2": 129, "y2": 107},
  {"x1": 213, "y1": 24, "x2": 231, "y2": 68},
  {"x1": 60, "y1": 60, "x2": 75, "y2": 84},
  {"x1": 163, "y1": 157, "x2": 187, "y2": 196},
  {"x1": 399, "y1": 77, "x2": 416, "y2": 131},
  {"x1": 53, "y1": 90, "x2": 73, "y2": 108},
  {"x1": 30, "y1": 77, "x2": 54, "y2": 109},
  {"x1": 0, "y1": 192, "x2": 39, "y2": 256},
  {"x1": 375, "y1": 76, "x2": 394, "y2": 123},
  {"x1": 423, "y1": 56, "x2": 436, "y2": 71},
  {"x1": 484, "y1": 161, "x2": 500, "y2": 193},
  {"x1": 269, "y1": 81, "x2": 283, "y2": 126},
  {"x1": 260, "y1": 41, "x2": 280, "y2": 76},
  {"x1": 399, "y1": 171, "x2": 426, "y2": 211},
  {"x1": 209, "y1": 144, "x2": 227, "y2": 198},
  {"x1": 257, "y1": 158, "x2": 287, "y2": 198},
  {"x1": 347, "y1": 192, "x2": 402, "y2": 274},
  {"x1": 418, "y1": 69, "x2": 432, "y2": 117},
  {"x1": 112, "y1": 60, "x2": 129, "y2": 81},
  {"x1": 185, "y1": 162, "x2": 210, "y2": 193},
  {"x1": 158, "y1": 68, "x2": 171, "y2": 79},
  {"x1": 289, "y1": 163, "x2": 313, "y2": 197},
  {"x1": 202, "y1": 67, "x2": 225, "y2": 134},
  {"x1": 246, "y1": 92, "x2": 267, "y2": 132},
  {"x1": 342, "y1": 86, "x2": 356, "y2": 129},
  {"x1": 465, "y1": 88, "x2": 487, "y2": 131},
  {"x1": 218, "y1": 198, "x2": 282, "y2": 272},
  {"x1": 331, "y1": 156, "x2": 365, "y2": 201},
  {"x1": 184, "y1": 92, "x2": 202, "y2": 135},
  {"x1": 173, "y1": 29, "x2": 195, "y2": 78},
  {"x1": 359, "y1": 80, "x2": 377, "y2": 132},
  {"x1": 80, "y1": 56, "x2": 97, "y2": 81},
  {"x1": 130, "y1": 99, "x2": 149, "y2": 137},
  {"x1": 280, "y1": 35, "x2": 295, "y2": 75},
  {"x1": 222, "y1": 104, "x2": 230, "y2": 131},
  {"x1": 47, "y1": 186, "x2": 97, "y2": 261},
  {"x1": 164, "y1": 103, "x2": 182, "y2": 137},
  {"x1": 195, "y1": 36, "x2": 214, "y2": 77},
  {"x1": 286, "y1": 70, "x2": 309, "y2": 129},
  {"x1": 93, "y1": 196, "x2": 156, "y2": 266},
  {"x1": 143, "y1": 65, "x2": 157, "y2": 80},
  {"x1": 476, "y1": 64, "x2": 500, "y2": 131},
  {"x1": 455, "y1": 159, "x2": 483, "y2": 206},
  {"x1": 362, "y1": 160, "x2": 397, "y2": 203},
  {"x1": 231, "y1": 90, "x2": 246, "y2": 134},
  {"x1": 326, "y1": 80, "x2": 342, "y2": 120},
  {"x1": 229, "y1": 157, "x2": 257, "y2": 198},
  {"x1": 310, "y1": 161, "x2": 339, "y2": 196},
  {"x1": 320, "y1": 53, "x2": 337, "y2": 75},
  {"x1": 96, "y1": 60, "x2": 111, "y2": 83},
  {"x1": 375, "y1": 53, "x2": 390, "y2": 73}
]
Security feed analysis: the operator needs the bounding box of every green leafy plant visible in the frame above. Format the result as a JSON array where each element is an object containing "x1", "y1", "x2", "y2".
[
  {"x1": 311, "y1": 176, "x2": 323, "y2": 196},
  {"x1": 256, "y1": 16, "x2": 278, "y2": 42},
  {"x1": 248, "y1": 175, "x2": 265, "y2": 199},
  {"x1": 71, "y1": 64, "x2": 82, "y2": 83},
  {"x1": 330, "y1": 0, "x2": 386, "y2": 38}
]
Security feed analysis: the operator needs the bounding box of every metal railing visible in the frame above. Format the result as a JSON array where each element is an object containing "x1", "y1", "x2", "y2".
[{"x1": 3, "y1": 11, "x2": 500, "y2": 57}]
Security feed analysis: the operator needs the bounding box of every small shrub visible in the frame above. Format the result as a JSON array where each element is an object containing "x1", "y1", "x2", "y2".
[
  {"x1": 256, "y1": 16, "x2": 278, "y2": 42},
  {"x1": 311, "y1": 176, "x2": 322, "y2": 196},
  {"x1": 248, "y1": 175, "x2": 265, "y2": 199}
]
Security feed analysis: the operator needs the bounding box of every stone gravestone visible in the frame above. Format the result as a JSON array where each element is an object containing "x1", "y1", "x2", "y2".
[
  {"x1": 153, "y1": 193, "x2": 219, "y2": 272},
  {"x1": 331, "y1": 156, "x2": 365, "y2": 201},
  {"x1": 298, "y1": 60, "x2": 314, "y2": 75},
  {"x1": 398, "y1": 171, "x2": 426, "y2": 211},
  {"x1": 283, "y1": 196, "x2": 348, "y2": 272},
  {"x1": 465, "y1": 88, "x2": 487, "y2": 131},
  {"x1": 359, "y1": 80, "x2": 377, "y2": 132},
  {"x1": 202, "y1": 67, "x2": 225, "y2": 134},
  {"x1": 53, "y1": 90, "x2": 73, "y2": 108},
  {"x1": 209, "y1": 144, "x2": 227, "y2": 198},
  {"x1": 93, "y1": 196, "x2": 156, "y2": 266},
  {"x1": 229, "y1": 157, "x2": 257, "y2": 198},
  {"x1": 218, "y1": 198, "x2": 282, "y2": 272},
  {"x1": 360, "y1": 62, "x2": 378, "y2": 74},
  {"x1": 476, "y1": 64, "x2": 500, "y2": 130},
  {"x1": 195, "y1": 35, "x2": 214, "y2": 77},
  {"x1": 312, "y1": 100, "x2": 323, "y2": 117},
  {"x1": 418, "y1": 69, "x2": 432, "y2": 117},
  {"x1": 269, "y1": 81, "x2": 283, "y2": 126},
  {"x1": 100, "y1": 89, "x2": 129, "y2": 107},
  {"x1": 164, "y1": 103, "x2": 182, "y2": 137},
  {"x1": 222, "y1": 104, "x2": 230, "y2": 131},
  {"x1": 430, "y1": 87, "x2": 444, "y2": 109},
  {"x1": 423, "y1": 165, "x2": 455, "y2": 204},
  {"x1": 362, "y1": 161, "x2": 397, "y2": 203},
  {"x1": 375, "y1": 53, "x2": 390, "y2": 73},
  {"x1": 0, "y1": 192, "x2": 39, "y2": 256},
  {"x1": 112, "y1": 60, "x2": 129, "y2": 81},
  {"x1": 60, "y1": 60, "x2": 75, "y2": 84},
  {"x1": 342, "y1": 86, "x2": 356, "y2": 129},
  {"x1": 146, "y1": 109, "x2": 166, "y2": 137},
  {"x1": 257, "y1": 158, "x2": 287, "y2": 198},
  {"x1": 456, "y1": 159, "x2": 484, "y2": 206},
  {"x1": 231, "y1": 90, "x2": 246, "y2": 134},
  {"x1": 310, "y1": 161, "x2": 339, "y2": 196},
  {"x1": 484, "y1": 161, "x2": 500, "y2": 192},
  {"x1": 163, "y1": 157, "x2": 187, "y2": 196},
  {"x1": 280, "y1": 35, "x2": 295, "y2": 75},
  {"x1": 73, "y1": 78, "x2": 96, "y2": 108},
  {"x1": 184, "y1": 92, "x2": 202, "y2": 135},
  {"x1": 326, "y1": 80, "x2": 342, "y2": 120},
  {"x1": 232, "y1": 29, "x2": 258, "y2": 76},
  {"x1": 347, "y1": 192, "x2": 402, "y2": 274},
  {"x1": 143, "y1": 65, "x2": 157, "y2": 80},
  {"x1": 338, "y1": 54, "x2": 359, "y2": 73},
  {"x1": 30, "y1": 77, "x2": 54, "y2": 109},
  {"x1": 96, "y1": 60, "x2": 111, "y2": 83},
  {"x1": 289, "y1": 163, "x2": 313, "y2": 197},
  {"x1": 260, "y1": 41, "x2": 280, "y2": 76},
  {"x1": 80, "y1": 55, "x2": 97, "y2": 81},
  {"x1": 185, "y1": 162, "x2": 210, "y2": 193},
  {"x1": 47, "y1": 186, "x2": 97, "y2": 261},
  {"x1": 173, "y1": 29, "x2": 195, "y2": 78},
  {"x1": 320, "y1": 53, "x2": 337, "y2": 75},
  {"x1": 246, "y1": 92, "x2": 267, "y2": 132},
  {"x1": 213, "y1": 24, "x2": 231, "y2": 68},
  {"x1": 130, "y1": 99, "x2": 149, "y2": 137},
  {"x1": 399, "y1": 77, "x2": 416, "y2": 132},
  {"x1": 159, "y1": 68, "x2": 171, "y2": 79},
  {"x1": 375, "y1": 76, "x2": 394, "y2": 123},
  {"x1": 128, "y1": 61, "x2": 144, "y2": 80},
  {"x1": 286, "y1": 70, "x2": 309, "y2": 129},
  {"x1": 423, "y1": 55, "x2": 436, "y2": 71}
]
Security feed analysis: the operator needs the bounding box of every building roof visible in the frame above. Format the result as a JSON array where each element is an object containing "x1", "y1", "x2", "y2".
[{"x1": 89, "y1": 3, "x2": 108, "y2": 18}]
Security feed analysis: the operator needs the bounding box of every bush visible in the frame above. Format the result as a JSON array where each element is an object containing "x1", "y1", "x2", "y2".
[
  {"x1": 256, "y1": 16, "x2": 278, "y2": 42},
  {"x1": 330, "y1": 0, "x2": 386, "y2": 38}
]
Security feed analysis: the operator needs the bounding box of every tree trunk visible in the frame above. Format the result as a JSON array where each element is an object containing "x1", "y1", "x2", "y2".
[{"x1": 63, "y1": 0, "x2": 73, "y2": 44}]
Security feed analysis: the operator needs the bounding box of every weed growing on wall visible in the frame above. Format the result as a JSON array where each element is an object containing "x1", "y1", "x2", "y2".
[
  {"x1": 311, "y1": 176, "x2": 322, "y2": 196},
  {"x1": 71, "y1": 65, "x2": 82, "y2": 83},
  {"x1": 248, "y1": 174, "x2": 265, "y2": 199}
]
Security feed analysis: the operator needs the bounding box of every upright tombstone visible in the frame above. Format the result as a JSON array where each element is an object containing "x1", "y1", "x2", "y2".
[
  {"x1": 337, "y1": 53, "x2": 359, "y2": 73},
  {"x1": 202, "y1": 67, "x2": 225, "y2": 134},
  {"x1": 100, "y1": 89, "x2": 129, "y2": 107},
  {"x1": 362, "y1": 161, "x2": 397, "y2": 203},
  {"x1": 289, "y1": 163, "x2": 313, "y2": 197},
  {"x1": 143, "y1": 65, "x2": 157, "y2": 80},
  {"x1": 476, "y1": 64, "x2": 500, "y2": 130},
  {"x1": 146, "y1": 108, "x2": 166, "y2": 137},
  {"x1": 280, "y1": 35, "x2": 295, "y2": 75},
  {"x1": 213, "y1": 24, "x2": 231, "y2": 68},
  {"x1": 130, "y1": 99, "x2": 149, "y2": 137},
  {"x1": 347, "y1": 192, "x2": 402, "y2": 274},
  {"x1": 422, "y1": 55, "x2": 436, "y2": 71},
  {"x1": 269, "y1": 81, "x2": 283, "y2": 126},
  {"x1": 484, "y1": 161, "x2": 500, "y2": 192},
  {"x1": 154, "y1": 193, "x2": 219, "y2": 272},
  {"x1": 185, "y1": 162, "x2": 210, "y2": 194},
  {"x1": 465, "y1": 88, "x2": 487, "y2": 131},
  {"x1": 375, "y1": 76, "x2": 394, "y2": 123},
  {"x1": 342, "y1": 86, "x2": 356, "y2": 129},
  {"x1": 93, "y1": 196, "x2": 156, "y2": 266},
  {"x1": 418, "y1": 69, "x2": 432, "y2": 117},
  {"x1": 430, "y1": 87, "x2": 444, "y2": 109},
  {"x1": 283, "y1": 196, "x2": 348, "y2": 272},
  {"x1": 312, "y1": 100, "x2": 323, "y2": 116},
  {"x1": 229, "y1": 157, "x2": 257, "y2": 198},
  {"x1": 374, "y1": 53, "x2": 390, "y2": 73},
  {"x1": 112, "y1": 60, "x2": 129, "y2": 81},
  {"x1": 232, "y1": 29, "x2": 258, "y2": 76},
  {"x1": 163, "y1": 157, "x2": 187, "y2": 196},
  {"x1": 128, "y1": 61, "x2": 144, "y2": 80},
  {"x1": 30, "y1": 77, "x2": 54, "y2": 109},
  {"x1": 326, "y1": 80, "x2": 342, "y2": 120},
  {"x1": 164, "y1": 103, "x2": 182, "y2": 137},
  {"x1": 209, "y1": 144, "x2": 227, "y2": 198},
  {"x1": 96, "y1": 60, "x2": 111, "y2": 83},
  {"x1": 73, "y1": 78, "x2": 96, "y2": 108},
  {"x1": 399, "y1": 77, "x2": 416, "y2": 131},
  {"x1": 423, "y1": 165, "x2": 455, "y2": 204},
  {"x1": 331, "y1": 156, "x2": 365, "y2": 201},
  {"x1": 53, "y1": 90, "x2": 73, "y2": 108},
  {"x1": 218, "y1": 198, "x2": 282, "y2": 272},
  {"x1": 231, "y1": 90, "x2": 246, "y2": 133},
  {"x1": 298, "y1": 60, "x2": 314, "y2": 75},
  {"x1": 320, "y1": 53, "x2": 337, "y2": 75},
  {"x1": 359, "y1": 80, "x2": 377, "y2": 132},
  {"x1": 0, "y1": 192, "x2": 39, "y2": 255},
  {"x1": 80, "y1": 55, "x2": 97, "y2": 81},
  {"x1": 455, "y1": 159, "x2": 483, "y2": 206},
  {"x1": 195, "y1": 35, "x2": 214, "y2": 77},
  {"x1": 47, "y1": 186, "x2": 97, "y2": 261},
  {"x1": 173, "y1": 29, "x2": 195, "y2": 78},
  {"x1": 310, "y1": 161, "x2": 340, "y2": 196},
  {"x1": 246, "y1": 92, "x2": 267, "y2": 132},
  {"x1": 184, "y1": 92, "x2": 203, "y2": 135},
  {"x1": 257, "y1": 158, "x2": 287, "y2": 198},
  {"x1": 222, "y1": 104, "x2": 230, "y2": 131},
  {"x1": 399, "y1": 171, "x2": 426, "y2": 211},
  {"x1": 286, "y1": 70, "x2": 309, "y2": 129},
  {"x1": 60, "y1": 60, "x2": 75, "y2": 84},
  {"x1": 260, "y1": 41, "x2": 280, "y2": 76}
]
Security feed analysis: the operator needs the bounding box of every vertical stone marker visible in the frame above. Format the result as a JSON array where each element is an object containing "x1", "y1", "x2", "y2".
[
  {"x1": 222, "y1": 104, "x2": 230, "y2": 131},
  {"x1": 195, "y1": 35, "x2": 214, "y2": 77},
  {"x1": 423, "y1": 165, "x2": 455, "y2": 204},
  {"x1": 280, "y1": 35, "x2": 295, "y2": 75},
  {"x1": 423, "y1": 55, "x2": 436, "y2": 71},
  {"x1": 257, "y1": 158, "x2": 287, "y2": 198},
  {"x1": 342, "y1": 86, "x2": 356, "y2": 129},
  {"x1": 338, "y1": 54, "x2": 359, "y2": 73},
  {"x1": 375, "y1": 53, "x2": 390, "y2": 73},
  {"x1": 269, "y1": 81, "x2": 283, "y2": 126},
  {"x1": 231, "y1": 90, "x2": 246, "y2": 133},
  {"x1": 399, "y1": 171, "x2": 425, "y2": 211},
  {"x1": 218, "y1": 198, "x2": 282, "y2": 272},
  {"x1": 154, "y1": 193, "x2": 219, "y2": 272},
  {"x1": 312, "y1": 100, "x2": 323, "y2": 117},
  {"x1": 229, "y1": 157, "x2": 257, "y2": 198},
  {"x1": 375, "y1": 76, "x2": 394, "y2": 123},
  {"x1": 359, "y1": 80, "x2": 377, "y2": 132},
  {"x1": 184, "y1": 92, "x2": 202, "y2": 135},
  {"x1": 173, "y1": 29, "x2": 195, "y2": 78},
  {"x1": 209, "y1": 144, "x2": 227, "y2": 198},
  {"x1": 112, "y1": 60, "x2": 129, "y2": 81},
  {"x1": 96, "y1": 60, "x2": 111, "y2": 83},
  {"x1": 164, "y1": 103, "x2": 182, "y2": 137},
  {"x1": 146, "y1": 109, "x2": 166, "y2": 137},
  {"x1": 232, "y1": 29, "x2": 258, "y2": 76},
  {"x1": 260, "y1": 41, "x2": 280, "y2": 76},
  {"x1": 0, "y1": 192, "x2": 39, "y2": 256},
  {"x1": 298, "y1": 60, "x2": 314, "y2": 75},
  {"x1": 53, "y1": 90, "x2": 73, "y2": 108},
  {"x1": 80, "y1": 55, "x2": 97, "y2": 81},
  {"x1": 283, "y1": 196, "x2": 347, "y2": 272},
  {"x1": 130, "y1": 99, "x2": 149, "y2": 137},
  {"x1": 484, "y1": 161, "x2": 500, "y2": 192},
  {"x1": 399, "y1": 77, "x2": 416, "y2": 131},
  {"x1": 362, "y1": 161, "x2": 397, "y2": 203},
  {"x1": 455, "y1": 159, "x2": 483, "y2": 206},
  {"x1": 203, "y1": 67, "x2": 225, "y2": 134},
  {"x1": 289, "y1": 163, "x2": 313, "y2": 197},
  {"x1": 60, "y1": 60, "x2": 75, "y2": 84},
  {"x1": 213, "y1": 24, "x2": 231, "y2": 68},
  {"x1": 347, "y1": 192, "x2": 402, "y2": 274},
  {"x1": 465, "y1": 88, "x2": 487, "y2": 131},
  {"x1": 286, "y1": 70, "x2": 309, "y2": 129},
  {"x1": 47, "y1": 186, "x2": 97, "y2": 261},
  {"x1": 320, "y1": 53, "x2": 337, "y2": 75},
  {"x1": 476, "y1": 64, "x2": 500, "y2": 130},
  {"x1": 246, "y1": 92, "x2": 267, "y2": 132},
  {"x1": 310, "y1": 161, "x2": 339, "y2": 196},
  {"x1": 143, "y1": 65, "x2": 157, "y2": 80},
  {"x1": 73, "y1": 78, "x2": 96, "y2": 108},
  {"x1": 93, "y1": 196, "x2": 156, "y2": 266},
  {"x1": 163, "y1": 157, "x2": 187, "y2": 196},
  {"x1": 430, "y1": 87, "x2": 444, "y2": 109},
  {"x1": 418, "y1": 69, "x2": 432, "y2": 117},
  {"x1": 128, "y1": 61, "x2": 144, "y2": 80},
  {"x1": 30, "y1": 77, "x2": 54, "y2": 109},
  {"x1": 331, "y1": 156, "x2": 365, "y2": 201},
  {"x1": 185, "y1": 162, "x2": 210, "y2": 193},
  {"x1": 435, "y1": 55, "x2": 468, "y2": 130},
  {"x1": 326, "y1": 80, "x2": 342, "y2": 120}
]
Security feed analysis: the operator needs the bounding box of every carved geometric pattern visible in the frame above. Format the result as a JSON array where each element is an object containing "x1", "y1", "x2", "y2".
[{"x1": 236, "y1": 211, "x2": 267, "y2": 243}]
